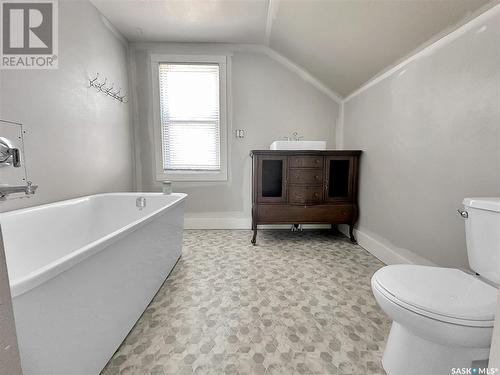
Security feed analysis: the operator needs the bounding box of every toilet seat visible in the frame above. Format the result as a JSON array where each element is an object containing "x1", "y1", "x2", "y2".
[{"x1": 372, "y1": 265, "x2": 497, "y2": 327}]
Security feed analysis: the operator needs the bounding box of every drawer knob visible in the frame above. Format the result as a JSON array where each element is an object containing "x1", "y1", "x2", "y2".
[{"x1": 315, "y1": 175, "x2": 320, "y2": 179}]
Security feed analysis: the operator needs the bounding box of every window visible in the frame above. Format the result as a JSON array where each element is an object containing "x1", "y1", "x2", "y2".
[
  {"x1": 151, "y1": 55, "x2": 228, "y2": 181},
  {"x1": 159, "y1": 63, "x2": 220, "y2": 171}
]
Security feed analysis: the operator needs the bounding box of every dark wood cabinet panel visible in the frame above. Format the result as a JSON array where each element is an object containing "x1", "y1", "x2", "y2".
[
  {"x1": 256, "y1": 155, "x2": 287, "y2": 203},
  {"x1": 257, "y1": 204, "x2": 353, "y2": 223},
  {"x1": 324, "y1": 156, "x2": 355, "y2": 202},
  {"x1": 251, "y1": 150, "x2": 361, "y2": 245}
]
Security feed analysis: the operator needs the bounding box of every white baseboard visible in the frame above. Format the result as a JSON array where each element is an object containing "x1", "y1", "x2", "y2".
[
  {"x1": 338, "y1": 224, "x2": 435, "y2": 266},
  {"x1": 184, "y1": 217, "x2": 434, "y2": 266},
  {"x1": 184, "y1": 216, "x2": 331, "y2": 230},
  {"x1": 184, "y1": 217, "x2": 251, "y2": 229}
]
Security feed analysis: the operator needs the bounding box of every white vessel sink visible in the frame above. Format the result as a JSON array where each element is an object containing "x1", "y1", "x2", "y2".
[{"x1": 270, "y1": 140, "x2": 327, "y2": 150}]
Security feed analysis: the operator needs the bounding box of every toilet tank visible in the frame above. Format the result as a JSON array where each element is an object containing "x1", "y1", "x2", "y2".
[{"x1": 462, "y1": 198, "x2": 500, "y2": 285}]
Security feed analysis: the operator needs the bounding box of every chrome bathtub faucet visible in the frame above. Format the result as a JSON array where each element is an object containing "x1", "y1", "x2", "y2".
[
  {"x1": 0, "y1": 181, "x2": 37, "y2": 200},
  {"x1": 136, "y1": 196, "x2": 146, "y2": 210}
]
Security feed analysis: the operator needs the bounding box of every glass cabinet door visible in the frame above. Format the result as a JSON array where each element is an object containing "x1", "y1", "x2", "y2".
[
  {"x1": 257, "y1": 156, "x2": 287, "y2": 203},
  {"x1": 325, "y1": 157, "x2": 353, "y2": 202}
]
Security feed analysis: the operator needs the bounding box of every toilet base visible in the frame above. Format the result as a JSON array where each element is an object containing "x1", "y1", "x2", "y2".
[{"x1": 383, "y1": 322, "x2": 489, "y2": 375}]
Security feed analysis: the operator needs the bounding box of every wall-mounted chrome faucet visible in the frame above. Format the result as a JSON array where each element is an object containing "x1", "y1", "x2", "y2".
[
  {"x1": 0, "y1": 138, "x2": 21, "y2": 167},
  {"x1": 0, "y1": 181, "x2": 37, "y2": 201},
  {"x1": 0, "y1": 120, "x2": 38, "y2": 201}
]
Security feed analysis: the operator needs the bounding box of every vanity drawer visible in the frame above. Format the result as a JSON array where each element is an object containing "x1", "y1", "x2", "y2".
[
  {"x1": 288, "y1": 185, "x2": 323, "y2": 204},
  {"x1": 288, "y1": 156, "x2": 324, "y2": 169},
  {"x1": 289, "y1": 169, "x2": 324, "y2": 185}
]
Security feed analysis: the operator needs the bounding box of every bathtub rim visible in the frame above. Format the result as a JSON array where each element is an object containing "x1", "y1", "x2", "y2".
[{"x1": 0, "y1": 192, "x2": 187, "y2": 298}]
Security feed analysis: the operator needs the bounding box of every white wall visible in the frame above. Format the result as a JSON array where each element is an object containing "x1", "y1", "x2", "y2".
[
  {"x1": 341, "y1": 7, "x2": 500, "y2": 267},
  {"x1": 0, "y1": 2, "x2": 133, "y2": 373},
  {"x1": 0, "y1": 231, "x2": 22, "y2": 375},
  {"x1": 490, "y1": 291, "x2": 500, "y2": 368},
  {"x1": 0, "y1": 0, "x2": 133, "y2": 212},
  {"x1": 129, "y1": 43, "x2": 340, "y2": 227}
]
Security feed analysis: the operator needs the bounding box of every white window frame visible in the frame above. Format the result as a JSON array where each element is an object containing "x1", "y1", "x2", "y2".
[{"x1": 151, "y1": 54, "x2": 228, "y2": 181}]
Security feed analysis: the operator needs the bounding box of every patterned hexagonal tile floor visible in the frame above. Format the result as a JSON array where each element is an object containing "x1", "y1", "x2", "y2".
[{"x1": 101, "y1": 230, "x2": 391, "y2": 375}]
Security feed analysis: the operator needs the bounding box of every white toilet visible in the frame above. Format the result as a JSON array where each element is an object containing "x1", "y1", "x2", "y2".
[{"x1": 372, "y1": 198, "x2": 500, "y2": 375}]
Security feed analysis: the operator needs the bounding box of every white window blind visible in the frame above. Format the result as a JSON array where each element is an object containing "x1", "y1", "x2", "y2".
[{"x1": 159, "y1": 63, "x2": 221, "y2": 171}]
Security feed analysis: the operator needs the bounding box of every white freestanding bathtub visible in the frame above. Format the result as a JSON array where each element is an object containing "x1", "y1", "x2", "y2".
[{"x1": 0, "y1": 193, "x2": 186, "y2": 375}]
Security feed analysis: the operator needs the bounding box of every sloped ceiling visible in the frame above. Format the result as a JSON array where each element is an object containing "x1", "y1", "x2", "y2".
[
  {"x1": 91, "y1": 0, "x2": 493, "y2": 97},
  {"x1": 90, "y1": 0, "x2": 269, "y2": 43}
]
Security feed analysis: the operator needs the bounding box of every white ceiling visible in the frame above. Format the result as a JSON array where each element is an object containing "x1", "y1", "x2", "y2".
[
  {"x1": 269, "y1": 0, "x2": 492, "y2": 96},
  {"x1": 91, "y1": 0, "x2": 493, "y2": 97},
  {"x1": 90, "y1": 0, "x2": 269, "y2": 43}
]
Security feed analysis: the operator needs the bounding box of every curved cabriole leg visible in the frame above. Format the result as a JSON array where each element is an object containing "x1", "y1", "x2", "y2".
[
  {"x1": 251, "y1": 205, "x2": 257, "y2": 245},
  {"x1": 251, "y1": 228, "x2": 257, "y2": 245},
  {"x1": 349, "y1": 205, "x2": 359, "y2": 244},
  {"x1": 349, "y1": 224, "x2": 356, "y2": 243}
]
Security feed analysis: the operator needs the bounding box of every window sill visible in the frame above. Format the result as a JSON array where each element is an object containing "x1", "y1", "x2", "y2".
[{"x1": 156, "y1": 170, "x2": 227, "y2": 182}]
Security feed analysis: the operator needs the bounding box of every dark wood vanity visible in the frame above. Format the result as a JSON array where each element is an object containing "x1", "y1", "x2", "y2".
[{"x1": 250, "y1": 150, "x2": 362, "y2": 244}]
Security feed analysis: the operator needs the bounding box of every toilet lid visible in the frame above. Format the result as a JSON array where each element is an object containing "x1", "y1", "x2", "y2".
[{"x1": 373, "y1": 265, "x2": 498, "y2": 322}]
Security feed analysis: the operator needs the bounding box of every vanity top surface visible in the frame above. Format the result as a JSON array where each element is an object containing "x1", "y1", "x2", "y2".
[{"x1": 250, "y1": 149, "x2": 362, "y2": 156}]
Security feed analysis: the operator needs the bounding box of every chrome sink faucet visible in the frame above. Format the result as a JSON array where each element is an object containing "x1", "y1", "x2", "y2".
[
  {"x1": 283, "y1": 132, "x2": 304, "y2": 141},
  {"x1": 292, "y1": 132, "x2": 304, "y2": 141}
]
